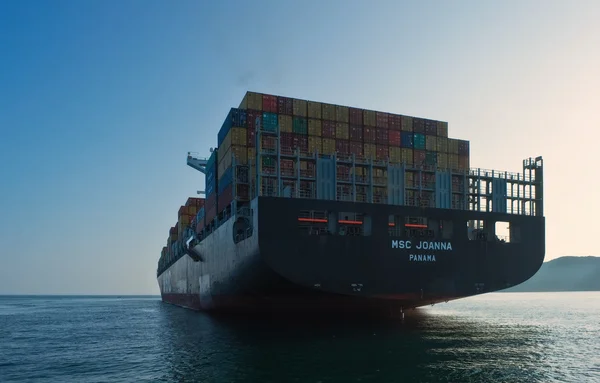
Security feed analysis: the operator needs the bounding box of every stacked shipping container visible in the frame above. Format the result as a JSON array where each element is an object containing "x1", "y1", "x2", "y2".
[
  {"x1": 160, "y1": 91, "x2": 473, "y2": 274},
  {"x1": 233, "y1": 92, "x2": 469, "y2": 195}
]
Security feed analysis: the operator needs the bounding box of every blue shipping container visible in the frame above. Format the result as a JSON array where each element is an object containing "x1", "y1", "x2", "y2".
[
  {"x1": 401, "y1": 132, "x2": 413, "y2": 148},
  {"x1": 197, "y1": 206, "x2": 205, "y2": 221},
  {"x1": 218, "y1": 166, "x2": 233, "y2": 195},
  {"x1": 413, "y1": 133, "x2": 426, "y2": 150},
  {"x1": 218, "y1": 108, "x2": 247, "y2": 146},
  {"x1": 262, "y1": 112, "x2": 278, "y2": 133}
]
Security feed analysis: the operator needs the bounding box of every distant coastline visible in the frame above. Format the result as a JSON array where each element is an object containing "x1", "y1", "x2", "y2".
[{"x1": 502, "y1": 256, "x2": 600, "y2": 292}]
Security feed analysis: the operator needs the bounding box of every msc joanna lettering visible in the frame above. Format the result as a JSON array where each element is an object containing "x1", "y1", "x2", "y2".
[{"x1": 156, "y1": 91, "x2": 546, "y2": 316}]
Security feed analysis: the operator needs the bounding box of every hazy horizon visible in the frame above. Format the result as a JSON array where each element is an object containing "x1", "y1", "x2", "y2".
[{"x1": 1, "y1": 0, "x2": 599, "y2": 294}]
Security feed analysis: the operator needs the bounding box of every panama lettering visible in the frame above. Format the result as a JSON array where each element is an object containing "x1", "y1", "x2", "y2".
[{"x1": 391, "y1": 240, "x2": 453, "y2": 262}]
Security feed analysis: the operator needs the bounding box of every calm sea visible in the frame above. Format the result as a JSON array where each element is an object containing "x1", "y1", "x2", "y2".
[{"x1": 1, "y1": 292, "x2": 599, "y2": 383}]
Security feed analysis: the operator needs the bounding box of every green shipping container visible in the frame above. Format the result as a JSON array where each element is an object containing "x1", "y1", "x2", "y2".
[
  {"x1": 262, "y1": 112, "x2": 278, "y2": 133},
  {"x1": 293, "y1": 117, "x2": 308, "y2": 135},
  {"x1": 413, "y1": 133, "x2": 426, "y2": 150},
  {"x1": 425, "y1": 151, "x2": 437, "y2": 165}
]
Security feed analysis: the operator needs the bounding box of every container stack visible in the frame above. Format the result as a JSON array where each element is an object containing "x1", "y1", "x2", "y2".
[
  {"x1": 216, "y1": 108, "x2": 251, "y2": 214},
  {"x1": 205, "y1": 149, "x2": 218, "y2": 224}
]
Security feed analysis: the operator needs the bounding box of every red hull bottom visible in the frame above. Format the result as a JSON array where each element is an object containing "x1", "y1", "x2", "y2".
[{"x1": 160, "y1": 293, "x2": 462, "y2": 316}]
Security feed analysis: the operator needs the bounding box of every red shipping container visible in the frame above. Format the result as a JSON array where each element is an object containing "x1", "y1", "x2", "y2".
[
  {"x1": 280, "y1": 132, "x2": 294, "y2": 151},
  {"x1": 277, "y1": 96, "x2": 293, "y2": 115},
  {"x1": 262, "y1": 94, "x2": 277, "y2": 113},
  {"x1": 205, "y1": 205, "x2": 216, "y2": 224},
  {"x1": 218, "y1": 184, "x2": 234, "y2": 212},
  {"x1": 364, "y1": 127, "x2": 376, "y2": 143},
  {"x1": 389, "y1": 114, "x2": 402, "y2": 130},
  {"x1": 247, "y1": 128, "x2": 256, "y2": 147},
  {"x1": 376, "y1": 112, "x2": 389, "y2": 128},
  {"x1": 349, "y1": 141, "x2": 363, "y2": 156},
  {"x1": 247, "y1": 110, "x2": 261, "y2": 130},
  {"x1": 376, "y1": 128, "x2": 389, "y2": 145},
  {"x1": 336, "y1": 139, "x2": 349, "y2": 154},
  {"x1": 169, "y1": 226, "x2": 177, "y2": 235},
  {"x1": 349, "y1": 108, "x2": 363, "y2": 125},
  {"x1": 295, "y1": 135, "x2": 308, "y2": 150},
  {"x1": 389, "y1": 130, "x2": 401, "y2": 147},
  {"x1": 236, "y1": 184, "x2": 250, "y2": 201},
  {"x1": 206, "y1": 193, "x2": 216, "y2": 209},
  {"x1": 349, "y1": 125, "x2": 363, "y2": 142},
  {"x1": 376, "y1": 145, "x2": 388, "y2": 160},
  {"x1": 280, "y1": 159, "x2": 294, "y2": 176},
  {"x1": 322, "y1": 121, "x2": 336, "y2": 138},
  {"x1": 195, "y1": 219, "x2": 205, "y2": 234},
  {"x1": 413, "y1": 150, "x2": 427, "y2": 165}
]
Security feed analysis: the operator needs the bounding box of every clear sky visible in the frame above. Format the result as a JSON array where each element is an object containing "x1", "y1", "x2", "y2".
[{"x1": 1, "y1": 1, "x2": 598, "y2": 294}]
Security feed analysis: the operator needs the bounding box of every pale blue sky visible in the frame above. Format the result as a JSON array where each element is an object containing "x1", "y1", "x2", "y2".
[{"x1": 1, "y1": 1, "x2": 598, "y2": 294}]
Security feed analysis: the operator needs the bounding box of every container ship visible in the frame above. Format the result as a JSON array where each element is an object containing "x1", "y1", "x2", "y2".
[{"x1": 156, "y1": 91, "x2": 545, "y2": 315}]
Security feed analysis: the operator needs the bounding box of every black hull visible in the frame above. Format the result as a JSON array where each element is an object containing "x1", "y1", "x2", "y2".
[{"x1": 157, "y1": 196, "x2": 545, "y2": 313}]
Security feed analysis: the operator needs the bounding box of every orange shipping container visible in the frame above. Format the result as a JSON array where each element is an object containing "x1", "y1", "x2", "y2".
[
  {"x1": 363, "y1": 110, "x2": 377, "y2": 126},
  {"x1": 308, "y1": 119, "x2": 322, "y2": 136},
  {"x1": 402, "y1": 148, "x2": 414, "y2": 165},
  {"x1": 449, "y1": 154, "x2": 459, "y2": 170},
  {"x1": 307, "y1": 101, "x2": 322, "y2": 119},
  {"x1": 458, "y1": 155, "x2": 470, "y2": 170},
  {"x1": 437, "y1": 153, "x2": 448, "y2": 169},
  {"x1": 448, "y1": 139, "x2": 459, "y2": 154},
  {"x1": 425, "y1": 135, "x2": 437, "y2": 151},
  {"x1": 436, "y1": 137, "x2": 448, "y2": 153},
  {"x1": 293, "y1": 99, "x2": 307, "y2": 117},
  {"x1": 279, "y1": 114, "x2": 293, "y2": 133},
  {"x1": 401, "y1": 116, "x2": 413, "y2": 132},
  {"x1": 308, "y1": 136, "x2": 322, "y2": 154},
  {"x1": 364, "y1": 143, "x2": 376, "y2": 159},
  {"x1": 389, "y1": 147, "x2": 402, "y2": 164},
  {"x1": 335, "y1": 122, "x2": 349, "y2": 140},
  {"x1": 322, "y1": 103, "x2": 335, "y2": 121},
  {"x1": 239, "y1": 91, "x2": 263, "y2": 110},
  {"x1": 322, "y1": 138, "x2": 336, "y2": 154},
  {"x1": 437, "y1": 121, "x2": 448, "y2": 137},
  {"x1": 336, "y1": 105, "x2": 349, "y2": 123}
]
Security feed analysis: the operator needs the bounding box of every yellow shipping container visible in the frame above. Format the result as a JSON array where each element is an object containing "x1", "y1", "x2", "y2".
[
  {"x1": 218, "y1": 145, "x2": 248, "y2": 178},
  {"x1": 308, "y1": 119, "x2": 322, "y2": 136},
  {"x1": 335, "y1": 122, "x2": 349, "y2": 140},
  {"x1": 322, "y1": 103, "x2": 335, "y2": 121},
  {"x1": 221, "y1": 127, "x2": 247, "y2": 153},
  {"x1": 389, "y1": 147, "x2": 402, "y2": 164},
  {"x1": 448, "y1": 139, "x2": 459, "y2": 154},
  {"x1": 308, "y1": 136, "x2": 322, "y2": 154},
  {"x1": 307, "y1": 101, "x2": 322, "y2": 119},
  {"x1": 239, "y1": 91, "x2": 263, "y2": 110},
  {"x1": 364, "y1": 143, "x2": 376, "y2": 159},
  {"x1": 364, "y1": 110, "x2": 377, "y2": 126},
  {"x1": 401, "y1": 116, "x2": 413, "y2": 132},
  {"x1": 322, "y1": 138, "x2": 336, "y2": 154},
  {"x1": 353, "y1": 166, "x2": 366, "y2": 176},
  {"x1": 449, "y1": 154, "x2": 459, "y2": 169},
  {"x1": 437, "y1": 121, "x2": 448, "y2": 137},
  {"x1": 293, "y1": 99, "x2": 307, "y2": 117},
  {"x1": 426, "y1": 135, "x2": 437, "y2": 151},
  {"x1": 279, "y1": 114, "x2": 293, "y2": 133},
  {"x1": 436, "y1": 137, "x2": 448, "y2": 153},
  {"x1": 336, "y1": 105, "x2": 349, "y2": 123},
  {"x1": 437, "y1": 153, "x2": 448, "y2": 169},
  {"x1": 187, "y1": 205, "x2": 198, "y2": 216},
  {"x1": 179, "y1": 215, "x2": 191, "y2": 225},
  {"x1": 402, "y1": 148, "x2": 414, "y2": 165},
  {"x1": 247, "y1": 147, "x2": 256, "y2": 166}
]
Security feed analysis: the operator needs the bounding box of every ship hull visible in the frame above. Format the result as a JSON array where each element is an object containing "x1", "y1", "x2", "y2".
[{"x1": 157, "y1": 196, "x2": 545, "y2": 314}]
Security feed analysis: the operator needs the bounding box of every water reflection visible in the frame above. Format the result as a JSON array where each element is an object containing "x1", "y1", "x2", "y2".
[{"x1": 155, "y1": 304, "x2": 554, "y2": 383}]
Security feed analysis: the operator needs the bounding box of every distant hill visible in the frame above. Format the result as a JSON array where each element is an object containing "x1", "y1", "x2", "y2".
[{"x1": 503, "y1": 256, "x2": 600, "y2": 292}]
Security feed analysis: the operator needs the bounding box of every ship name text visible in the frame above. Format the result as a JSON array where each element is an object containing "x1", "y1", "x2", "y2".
[{"x1": 391, "y1": 240, "x2": 453, "y2": 251}]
